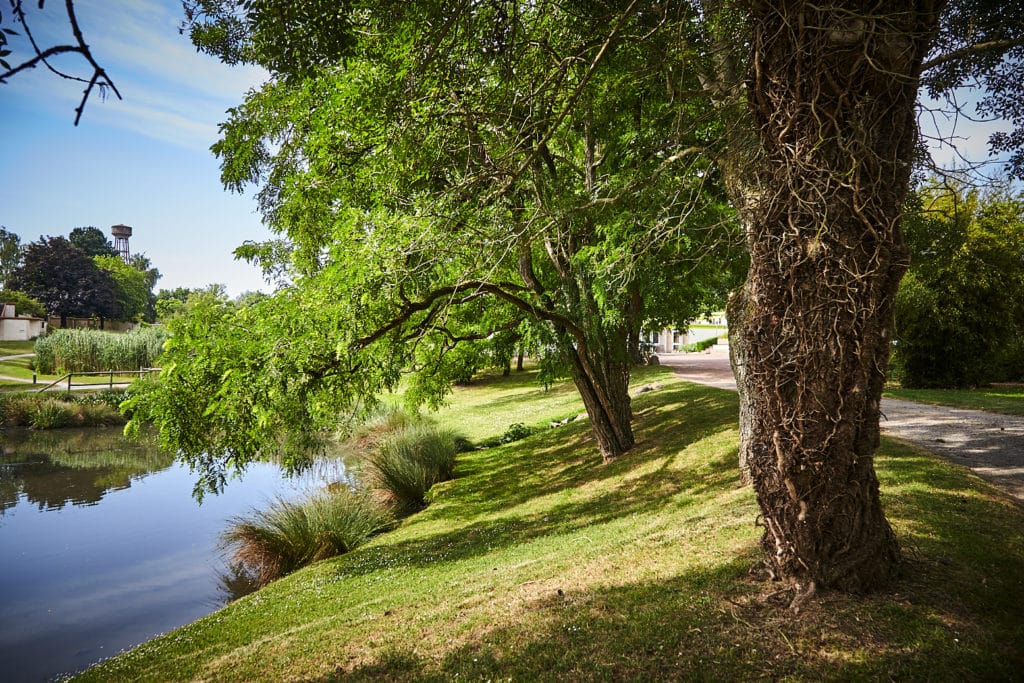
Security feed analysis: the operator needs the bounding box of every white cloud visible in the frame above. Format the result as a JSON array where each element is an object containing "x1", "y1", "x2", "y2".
[{"x1": 2, "y1": 0, "x2": 267, "y2": 151}]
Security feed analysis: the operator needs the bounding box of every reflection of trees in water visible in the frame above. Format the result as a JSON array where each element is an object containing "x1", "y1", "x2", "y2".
[
  {"x1": 0, "y1": 428, "x2": 174, "y2": 513},
  {"x1": 214, "y1": 562, "x2": 260, "y2": 605}
]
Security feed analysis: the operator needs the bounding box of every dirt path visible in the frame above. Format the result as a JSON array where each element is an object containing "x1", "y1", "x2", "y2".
[{"x1": 657, "y1": 351, "x2": 1024, "y2": 503}]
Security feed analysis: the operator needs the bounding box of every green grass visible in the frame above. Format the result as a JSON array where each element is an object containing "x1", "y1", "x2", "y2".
[
  {"x1": 0, "y1": 339, "x2": 36, "y2": 356},
  {"x1": 76, "y1": 367, "x2": 1024, "y2": 682},
  {"x1": 885, "y1": 385, "x2": 1024, "y2": 416}
]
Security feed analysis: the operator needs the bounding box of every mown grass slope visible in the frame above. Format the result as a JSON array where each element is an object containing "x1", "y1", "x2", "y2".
[{"x1": 78, "y1": 367, "x2": 1024, "y2": 682}]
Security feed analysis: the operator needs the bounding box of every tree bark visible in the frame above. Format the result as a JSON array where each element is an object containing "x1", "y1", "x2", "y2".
[
  {"x1": 566, "y1": 341, "x2": 634, "y2": 462},
  {"x1": 727, "y1": 1, "x2": 942, "y2": 593}
]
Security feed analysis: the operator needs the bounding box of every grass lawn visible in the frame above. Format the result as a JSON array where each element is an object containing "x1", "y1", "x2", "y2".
[
  {"x1": 0, "y1": 341, "x2": 47, "y2": 391},
  {"x1": 77, "y1": 367, "x2": 1024, "y2": 682},
  {"x1": 885, "y1": 385, "x2": 1024, "y2": 416},
  {"x1": 0, "y1": 339, "x2": 36, "y2": 357}
]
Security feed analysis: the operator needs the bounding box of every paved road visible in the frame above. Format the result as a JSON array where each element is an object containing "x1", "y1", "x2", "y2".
[{"x1": 657, "y1": 351, "x2": 1024, "y2": 503}]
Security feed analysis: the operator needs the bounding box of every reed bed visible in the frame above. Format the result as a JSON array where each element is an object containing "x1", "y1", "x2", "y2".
[{"x1": 34, "y1": 327, "x2": 167, "y2": 374}]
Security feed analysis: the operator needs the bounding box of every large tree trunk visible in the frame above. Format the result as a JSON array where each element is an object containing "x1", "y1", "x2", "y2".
[{"x1": 727, "y1": 1, "x2": 942, "y2": 593}]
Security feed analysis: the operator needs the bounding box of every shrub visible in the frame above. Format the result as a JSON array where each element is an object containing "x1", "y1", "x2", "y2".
[
  {"x1": 363, "y1": 423, "x2": 460, "y2": 512},
  {"x1": 33, "y1": 326, "x2": 168, "y2": 374},
  {"x1": 30, "y1": 400, "x2": 74, "y2": 429},
  {"x1": 499, "y1": 422, "x2": 533, "y2": 444},
  {"x1": 0, "y1": 392, "x2": 125, "y2": 428},
  {"x1": 347, "y1": 403, "x2": 418, "y2": 450},
  {"x1": 221, "y1": 488, "x2": 393, "y2": 588},
  {"x1": 682, "y1": 336, "x2": 719, "y2": 353},
  {"x1": 0, "y1": 395, "x2": 33, "y2": 427}
]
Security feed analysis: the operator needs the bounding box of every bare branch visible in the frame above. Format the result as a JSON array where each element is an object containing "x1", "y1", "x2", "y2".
[{"x1": 0, "y1": 0, "x2": 121, "y2": 125}]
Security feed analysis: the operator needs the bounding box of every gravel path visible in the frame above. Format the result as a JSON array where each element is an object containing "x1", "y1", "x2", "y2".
[{"x1": 657, "y1": 351, "x2": 1024, "y2": 503}]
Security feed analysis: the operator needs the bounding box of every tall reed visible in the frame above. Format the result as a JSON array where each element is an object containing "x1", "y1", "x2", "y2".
[{"x1": 34, "y1": 327, "x2": 167, "y2": 374}]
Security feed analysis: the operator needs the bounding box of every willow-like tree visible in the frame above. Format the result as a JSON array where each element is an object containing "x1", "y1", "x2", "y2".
[
  {"x1": 17, "y1": 0, "x2": 1015, "y2": 594},
  {"x1": 123, "y1": 1, "x2": 738, "y2": 493}
]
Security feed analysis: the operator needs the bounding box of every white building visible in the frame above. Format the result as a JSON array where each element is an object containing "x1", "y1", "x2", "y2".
[
  {"x1": 0, "y1": 302, "x2": 48, "y2": 341},
  {"x1": 643, "y1": 313, "x2": 728, "y2": 353}
]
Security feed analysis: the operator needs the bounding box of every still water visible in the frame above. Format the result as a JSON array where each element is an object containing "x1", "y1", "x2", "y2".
[{"x1": 0, "y1": 428, "x2": 347, "y2": 682}]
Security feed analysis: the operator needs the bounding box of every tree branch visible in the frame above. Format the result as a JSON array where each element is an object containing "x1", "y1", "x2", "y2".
[
  {"x1": 0, "y1": 0, "x2": 121, "y2": 125},
  {"x1": 352, "y1": 279, "x2": 585, "y2": 351},
  {"x1": 922, "y1": 37, "x2": 1024, "y2": 73}
]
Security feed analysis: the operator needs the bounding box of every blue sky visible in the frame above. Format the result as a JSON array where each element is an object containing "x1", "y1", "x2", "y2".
[
  {"x1": 0, "y1": 0, "x2": 271, "y2": 297},
  {"x1": 0, "y1": 2, "x2": 1015, "y2": 297}
]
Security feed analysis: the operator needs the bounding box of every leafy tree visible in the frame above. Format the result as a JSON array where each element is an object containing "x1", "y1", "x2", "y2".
[
  {"x1": 154, "y1": 285, "x2": 226, "y2": 322},
  {"x1": 0, "y1": 226, "x2": 21, "y2": 289},
  {"x1": 0, "y1": 289, "x2": 46, "y2": 318},
  {"x1": 159, "y1": 0, "x2": 1020, "y2": 594},
  {"x1": 69, "y1": 226, "x2": 117, "y2": 257},
  {"x1": 19, "y1": 0, "x2": 1023, "y2": 594},
  {"x1": 95, "y1": 254, "x2": 150, "y2": 322},
  {"x1": 127, "y1": 253, "x2": 162, "y2": 322},
  {"x1": 7, "y1": 236, "x2": 118, "y2": 326},
  {"x1": 894, "y1": 181, "x2": 1024, "y2": 387},
  {"x1": 128, "y1": 1, "x2": 740, "y2": 476}
]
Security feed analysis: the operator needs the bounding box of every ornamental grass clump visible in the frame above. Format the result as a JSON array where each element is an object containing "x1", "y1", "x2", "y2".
[
  {"x1": 363, "y1": 423, "x2": 460, "y2": 512},
  {"x1": 221, "y1": 488, "x2": 393, "y2": 588}
]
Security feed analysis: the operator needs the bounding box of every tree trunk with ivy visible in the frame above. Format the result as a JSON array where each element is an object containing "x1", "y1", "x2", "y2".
[{"x1": 726, "y1": 1, "x2": 942, "y2": 593}]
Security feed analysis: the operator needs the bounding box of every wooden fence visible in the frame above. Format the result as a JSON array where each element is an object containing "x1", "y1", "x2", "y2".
[{"x1": 35, "y1": 368, "x2": 160, "y2": 393}]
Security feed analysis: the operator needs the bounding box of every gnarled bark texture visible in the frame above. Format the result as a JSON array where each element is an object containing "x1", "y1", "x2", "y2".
[{"x1": 728, "y1": 1, "x2": 942, "y2": 592}]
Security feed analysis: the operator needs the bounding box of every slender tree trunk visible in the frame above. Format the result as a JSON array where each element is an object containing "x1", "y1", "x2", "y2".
[
  {"x1": 566, "y1": 342, "x2": 634, "y2": 462},
  {"x1": 726, "y1": 1, "x2": 941, "y2": 593},
  {"x1": 516, "y1": 347, "x2": 525, "y2": 372}
]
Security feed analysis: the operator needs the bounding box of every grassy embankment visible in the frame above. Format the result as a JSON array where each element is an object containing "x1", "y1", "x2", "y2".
[
  {"x1": 885, "y1": 384, "x2": 1024, "y2": 416},
  {"x1": 78, "y1": 366, "x2": 1024, "y2": 681},
  {"x1": 0, "y1": 339, "x2": 49, "y2": 391}
]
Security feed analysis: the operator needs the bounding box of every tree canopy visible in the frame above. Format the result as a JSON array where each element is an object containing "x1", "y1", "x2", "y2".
[
  {"x1": 894, "y1": 180, "x2": 1024, "y2": 387},
  {"x1": 69, "y1": 226, "x2": 117, "y2": 257},
  {"x1": 8, "y1": 236, "x2": 118, "y2": 325},
  {"x1": 128, "y1": 0, "x2": 744, "y2": 472},
  {"x1": 11, "y1": 0, "x2": 1023, "y2": 596},
  {"x1": 0, "y1": 226, "x2": 21, "y2": 289},
  {"x1": 95, "y1": 254, "x2": 150, "y2": 322}
]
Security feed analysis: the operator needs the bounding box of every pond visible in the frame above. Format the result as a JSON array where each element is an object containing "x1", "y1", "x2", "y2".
[{"x1": 0, "y1": 427, "x2": 349, "y2": 683}]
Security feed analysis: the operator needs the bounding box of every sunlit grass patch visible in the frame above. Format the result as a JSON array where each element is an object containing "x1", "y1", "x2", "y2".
[{"x1": 77, "y1": 374, "x2": 1024, "y2": 682}]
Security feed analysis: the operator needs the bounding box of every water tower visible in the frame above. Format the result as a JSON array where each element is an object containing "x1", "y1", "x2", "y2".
[{"x1": 111, "y1": 224, "x2": 132, "y2": 262}]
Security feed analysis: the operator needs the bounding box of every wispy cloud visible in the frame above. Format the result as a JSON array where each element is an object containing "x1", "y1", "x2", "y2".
[{"x1": 2, "y1": 0, "x2": 267, "y2": 151}]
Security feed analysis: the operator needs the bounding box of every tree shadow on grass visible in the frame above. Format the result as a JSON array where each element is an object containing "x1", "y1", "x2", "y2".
[
  {"x1": 334, "y1": 388, "x2": 742, "y2": 580},
  {"x1": 446, "y1": 383, "x2": 739, "y2": 519},
  {"x1": 311, "y1": 545, "x2": 1024, "y2": 683},
  {"x1": 334, "y1": 440, "x2": 743, "y2": 581}
]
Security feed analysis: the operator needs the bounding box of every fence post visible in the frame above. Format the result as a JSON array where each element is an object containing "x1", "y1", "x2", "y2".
[
  {"x1": 68, "y1": 373, "x2": 73, "y2": 392},
  {"x1": 110, "y1": 370, "x2": 114, "y2": 389}
]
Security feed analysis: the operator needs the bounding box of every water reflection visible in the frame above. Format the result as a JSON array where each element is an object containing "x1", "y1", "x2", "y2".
[
  {"x1": 0, "y1": 427, "x2": 350, "y2": 683},
  {"x1": 1, "y1": 428, "x2": 175, "y2": 514}
]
